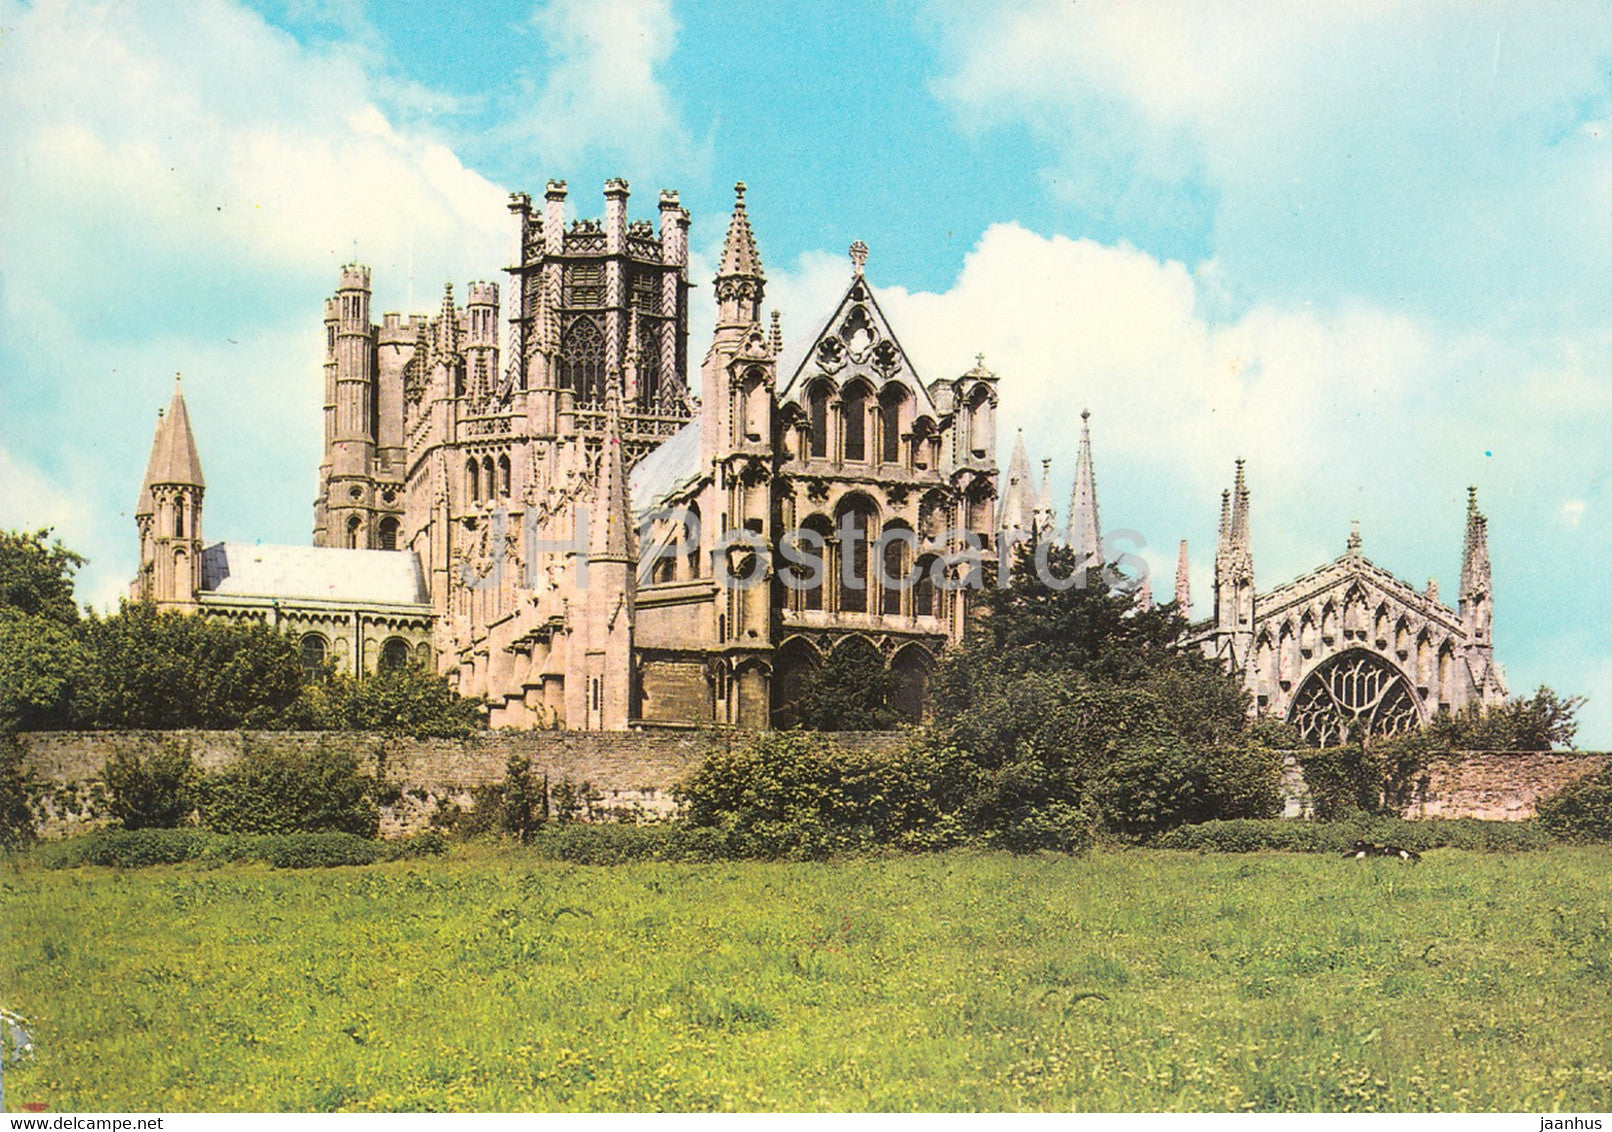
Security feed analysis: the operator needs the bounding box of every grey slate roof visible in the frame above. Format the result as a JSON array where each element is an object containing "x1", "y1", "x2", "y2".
[
  {"x1": 628, "y1": 420, "x2": 704, "y2": 521},
  {"x1": 199, "y1": 542, "x2": 429, "y2": 607}
]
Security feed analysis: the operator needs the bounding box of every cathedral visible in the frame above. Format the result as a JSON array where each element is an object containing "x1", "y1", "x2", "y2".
[
  {"x1": 132, "y1": 177, "x2": 1508, "y2": 740},
  {"x1": 134, "y1": 180, "x2": 1000, "y2": 729}
]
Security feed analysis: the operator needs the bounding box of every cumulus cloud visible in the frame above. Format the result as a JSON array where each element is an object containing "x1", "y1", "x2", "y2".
[
  {"x1": 0, "y1": 0, "x2": 515, "y2": 607},
  {"x1": 503, "y1": 0, "x2": 698, "y2": 172},
  {"x1": 926, "y1": 0, "x2": 1612, "y2": 328}
]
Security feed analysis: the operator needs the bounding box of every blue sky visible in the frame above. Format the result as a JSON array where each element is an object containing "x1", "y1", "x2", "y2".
[{"x1": 1, "y1": 0, "x2": 1610, "y2": 741}]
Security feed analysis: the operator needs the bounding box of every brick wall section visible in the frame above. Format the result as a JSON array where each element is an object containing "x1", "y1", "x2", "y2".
[
  {"x1": 14, "y1": 728, "x2": 909, "y2": 839},
  {"x1": 1408, "y1": 751, "x2": 1611, "y2": 821}
]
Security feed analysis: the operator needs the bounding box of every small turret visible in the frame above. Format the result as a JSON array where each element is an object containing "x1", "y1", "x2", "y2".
[
  {"x1": 1175, "y1": 539, "x2": 1192, "y2": 617},
  {"x1": 1459, "y1": 486, "x2": 1493, "y2": 646},
  {"x1": 714, "y1": 182, "x2": 764, "y2": 334},
  {"x1": 135, "y1": 377, "x2": 205, "y2": 611},
  {"x1": 1068, "y1": 410, "x2": 1102, "y2": 563}
]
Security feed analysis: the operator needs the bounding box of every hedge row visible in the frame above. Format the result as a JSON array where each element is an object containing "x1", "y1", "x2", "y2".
[
  {"x1": 35, "y1": 828, "x2": 446, "y2": 870},
  {"x1": 1152, "y1": 817, "x2": 1552, "y2": 854}
]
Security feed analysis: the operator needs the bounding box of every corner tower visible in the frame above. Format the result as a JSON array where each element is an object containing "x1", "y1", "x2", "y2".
[{"x1": 134, "y1": 378, "x2": 205, "y2": 611}]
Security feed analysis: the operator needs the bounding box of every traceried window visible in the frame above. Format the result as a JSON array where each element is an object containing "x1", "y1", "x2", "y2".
[
  {"x1": 1288, "y1": 649, "x2": 1421, "y2": 747},
  {"x1": 558, "y1": 318, "x2": 606, "y2": 405}
]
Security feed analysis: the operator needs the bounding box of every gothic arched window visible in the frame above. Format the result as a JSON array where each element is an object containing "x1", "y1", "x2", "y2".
[
  {"x1": 835, "y1": 495, "x2": 878, "y2": 613},
  {"x1": 346, "y1": 515, "x2": 362, "y2": 549},
  {"x1": 1288, "y1": 649, "x2": 1421, "y2": 747},
  {"x1": 807, "y1": 382, "x2": 831, "y2": 460},
  {"x1": 841, "y1": 383, "x2": 869, "y2": 462},
  {"x1": 558, "y1": 318, "x2": 606, "y2": 406},
  {"x1": 466, "y1": 458, "x2": 480, "y2": 504},
  {"x1": 174, "y1": 498, "x2": 185, "y2": 538},
  {"x1": 879, "y1": 387, "x2": 906, "y2": 465},
  {"x1": 498, "y1": 454, "x2": 512, "y2": 498},
  {"x1": 378, "y1": 516, "x2": 399, "y2": 551}
]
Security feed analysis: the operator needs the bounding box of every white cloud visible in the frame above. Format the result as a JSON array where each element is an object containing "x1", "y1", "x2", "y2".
[
  {"x1": 504, "y1": 0, "x2": 695, "y2": 170},
  {"x1": 0, "y1": 0, "x2": 518, "y2": 608}
]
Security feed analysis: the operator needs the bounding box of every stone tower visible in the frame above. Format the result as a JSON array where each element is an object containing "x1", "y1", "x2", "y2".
[
  {"x1": 134, "y1": 379, "x2": 205, "y2": 611},
  {"x1": 1213, "y1": 459, "x2": 1256, "y2": 671},
  {"x1": 505, "y1": 178, "x2": 693, "y2": 460},
  {"x1": 700, "y1": 183, "x2": 777, "y2": 727}
]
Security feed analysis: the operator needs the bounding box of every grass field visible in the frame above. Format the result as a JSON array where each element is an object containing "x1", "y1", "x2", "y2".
[{"x1": 3, "y1": 845, "x2": 1611, "y2": 1112}]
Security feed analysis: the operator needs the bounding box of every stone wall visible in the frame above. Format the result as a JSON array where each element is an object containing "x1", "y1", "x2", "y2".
[
  {"x1": 14, "y1": 728, "x2": 909, "y2": 839},
  {"x1": 1277, "y1": 750, "x2": 1609, "y2": 821},
  {"x1": 16, "y1": 731, "x2": 1608, "y2": 840}
]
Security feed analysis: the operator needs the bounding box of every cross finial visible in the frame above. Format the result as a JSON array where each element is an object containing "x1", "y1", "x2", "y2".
[
  {"x1": 849, "y1": 240, "x2": 868, "y2": 274},
  {"x1": 1081, "y1": 408, "x2": 1091, "y2": 422},
  {"x1": 1348, "y1": 520, "x2": 1362, "y2": 554}
]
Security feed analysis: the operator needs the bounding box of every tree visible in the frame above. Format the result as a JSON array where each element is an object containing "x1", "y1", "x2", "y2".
[
  {"x1": 0, "y1": 530, "x2": 86, "y2": 732},
  {"x1": 0, "y1": 608, "x2": 83, "y2": 730},
  {"x1": 0, "y1": 529, "x2": 85, "y2": 626},
  {"x1": 0, "y1": 729, "x2": 35, "y2": 851},
  {"x1": 788, "y1": 640, "x2": 901, "y2": 732},
  {"x1": 929, "y1": 541, "x2": 1277, "y2": 844},
  {"x1": 1429, "y1": 686, "x2": 1585, "y2": 751},
  {"x1": 72, "y1": 602, "x2": 304, "y2": 729},
  {"x1": 288, "y1": 664, "x2": 486, "y2": 737}
]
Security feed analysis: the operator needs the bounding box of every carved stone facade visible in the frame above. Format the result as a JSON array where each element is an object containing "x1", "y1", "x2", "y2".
[
  {"x1": 1183, "y1": 464, "x2": 1508, "y2": 742},
  {"x1": 290, "y1": 181, "x2": 1000, "y2": 728}
]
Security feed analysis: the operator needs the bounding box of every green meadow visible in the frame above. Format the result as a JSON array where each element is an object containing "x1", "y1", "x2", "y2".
[{"x1": 3, "y1": 846, "x2": 1610, "y2": 1112}]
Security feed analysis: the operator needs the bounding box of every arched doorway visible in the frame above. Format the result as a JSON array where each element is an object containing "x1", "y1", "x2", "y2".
[{"x1": 770, "y1": 637, "x2": 820, "y2": 729}]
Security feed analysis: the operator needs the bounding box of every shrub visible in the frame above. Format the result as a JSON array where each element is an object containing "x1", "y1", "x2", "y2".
[
  {"x1": 1299, "y1": 733, "x2": 1431, "y2": 819},
  {"x1": 288, "y1": 665, "x2": 487, "y2": 737},
  {"x1": 1089, "y1": 738, "x2": 1283, "y2": 839},
  {"x1": 675, "y1": 732, "x2": 945, "y2": 860},
  {"x1": 992, "y1": 801, "x2": 1096, "y2": 855},
  {"x1": 199, "y1": 741, "x2": 379, "y2": 838},
  {"x1": 1153, "y1": 816, "x2": 1551, "y2": 854},
  {"x1": 37, "y1": 828, "x2": 210, "y2": 868},
  {"x1": 1428, "y1": 686, "x2": 1585, "y2": 751},
  {"x1": 104, "y1": 740, "x2": 198, "y2": 829},
  {"x1": 1536, "y1": 764, "x2": 1612, "y2": 843},
  {"x1": 531, "y1": 822, "x2": 678, "y2": 864},
  {"x1": 501, "y1": 756, "x2": 547, "y2": 842},
  {"x1": 37, "y1": 828, "x2": 446, "y2": 869}
]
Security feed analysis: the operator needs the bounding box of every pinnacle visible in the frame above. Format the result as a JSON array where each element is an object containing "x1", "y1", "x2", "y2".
[{"x1": 717, "y1": 182, "x2": 764, "y2": 281}]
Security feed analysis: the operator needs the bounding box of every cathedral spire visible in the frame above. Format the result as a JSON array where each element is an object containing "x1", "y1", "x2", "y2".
[
  {"x1": 998, "y1": 429, "x2": 1036, "y2": 544},
  {"x1": 1459, "y1": 486, "x2": 1493, "y2": 647},
  {"x1": 1175, "y1": 538, "x2": 1192, "y2": 617},
  {"x1": 139, "y1": 376, "x2": 206, "y2": 506},
  {"x1": 714, "y1": 182, "x2": 764, "y2": 331},
  {"x1": 1035, "y1": 457, "x2": 1055, "y2": 535},
  {"x1": 591, "y1": 387, "x2": 635, "y2": 561},
  {"x1": 1230, "y1": 458, "x2": 1250, "y2": 548},
  {"x1": 1067, "y1": 409, "x2": 1101, "y2": 561}
]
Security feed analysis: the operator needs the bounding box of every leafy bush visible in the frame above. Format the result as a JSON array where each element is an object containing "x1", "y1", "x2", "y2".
[
  {"x1": 104, "y1": 739, "x2": 198, "y2": 829},
  {"x1": 992, "y1": 801, "x2": 1096, "y2": 854},
  {"x1": 199, "y1": 741, "x2": 379, "y2": 837},
  {"x1": 1153, "y1": 816, "x2": 1551, "y2": 854},
  {"x1": 1089, "y1": 738, "x2": 1283, "y2": 838},
  {"x1": 287, "y1": 665, "x2": 486, "y2": 737},
  {"x1": 1429, "y1": 686, "x2": 1585, "y2": 751},
  {"x1": 675, "y1": 732, "x2": 947, "y2": 860},
  {"x1": 531, "y1": 822, "x2": 679, "y2": 864},
  {"x1": 1536, "y1": 763, "x2": 1612, "y2": 843},
  {"x1": 37, "y1": 828, "x2": 446, "y2": 869},
  {"x1": 1299, "y1": 733, "x2": 1431, "y2": 819},
  {"x1": 501, "y1": 756, "x2": 548, "y2": 842}
]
